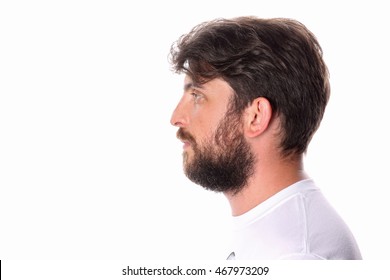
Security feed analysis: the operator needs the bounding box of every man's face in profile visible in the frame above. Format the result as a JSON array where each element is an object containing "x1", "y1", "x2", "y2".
[{"x1": 171, "y1": 76, "x2": 255, "y2": 194}]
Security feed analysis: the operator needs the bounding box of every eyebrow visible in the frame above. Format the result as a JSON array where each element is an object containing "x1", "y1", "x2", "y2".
[{"x1": 183, "y1": 81, "x2": 204, "y2": 92}]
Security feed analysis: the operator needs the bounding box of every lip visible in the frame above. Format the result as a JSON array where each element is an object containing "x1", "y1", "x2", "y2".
[{"x1": 181, "y1": 140, "x2": 191, "y2": 149}]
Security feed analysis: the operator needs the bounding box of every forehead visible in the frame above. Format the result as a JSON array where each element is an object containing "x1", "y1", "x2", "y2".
[{"x1": 183, "y1": 75, "x2": 234, "y2": 95}]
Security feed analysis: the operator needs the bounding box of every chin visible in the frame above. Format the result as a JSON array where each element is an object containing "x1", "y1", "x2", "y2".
[{"x1": 182, "y1": 151, "x2": 191, "y2": 165}]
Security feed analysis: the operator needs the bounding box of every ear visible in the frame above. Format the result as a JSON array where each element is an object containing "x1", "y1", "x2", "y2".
[{"x1": 243, "y1": 97, "x2": 273, "y2": 138}]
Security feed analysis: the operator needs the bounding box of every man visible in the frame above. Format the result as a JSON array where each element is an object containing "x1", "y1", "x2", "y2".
[{"x1": 169, "y1": 16, "x2": 362, "y2": 260}]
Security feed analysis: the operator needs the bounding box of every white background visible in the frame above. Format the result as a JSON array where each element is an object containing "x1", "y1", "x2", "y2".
[{"x1": 0, "y1": 0, "x2": 389, "y2": 260}]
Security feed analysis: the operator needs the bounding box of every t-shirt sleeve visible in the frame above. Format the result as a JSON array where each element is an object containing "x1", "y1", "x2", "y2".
[{"x1": 279, "y1": 253, "x2": 326, "y2": 260}]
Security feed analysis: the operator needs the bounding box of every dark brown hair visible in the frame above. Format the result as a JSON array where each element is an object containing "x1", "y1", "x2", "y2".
[{"x1": 169, "y1": 16, "x2": 330, "y2": 156}]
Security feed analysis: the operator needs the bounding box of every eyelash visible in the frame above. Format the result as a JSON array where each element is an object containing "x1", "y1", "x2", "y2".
[
  {"x1": 191, "y1": 91, "x2": 200, "y2": 98},
  {"x1": 191, "y1": 91, "x2": 202, "y2": 102}
]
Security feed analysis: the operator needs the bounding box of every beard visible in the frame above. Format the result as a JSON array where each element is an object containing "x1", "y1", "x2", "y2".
[{"x1": 176, "y1": 113, "x2": 255, "y2": 195}]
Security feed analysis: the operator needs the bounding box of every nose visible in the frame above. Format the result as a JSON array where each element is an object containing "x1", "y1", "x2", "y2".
[{"x1": 170, "y1": 97, "x2": 188, "y2": 127}]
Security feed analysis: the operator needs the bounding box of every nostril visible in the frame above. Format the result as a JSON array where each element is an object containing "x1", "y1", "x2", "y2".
[{"x1": 172, "y1": 120, "x2": 183, "y2": 127}]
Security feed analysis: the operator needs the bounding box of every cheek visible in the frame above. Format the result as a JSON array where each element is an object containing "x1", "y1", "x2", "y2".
[
  {"x1": 197, "y1": 121, "x2": 220, "y2": 144},
  {"x1": 190, "y1": 105, "x2": 230, "y2": 143}
]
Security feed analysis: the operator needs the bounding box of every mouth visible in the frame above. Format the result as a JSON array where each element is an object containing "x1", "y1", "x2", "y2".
[
  {"x1": 181, "y1": 140, "x2": 191, "y2": 149},
  {"x1": 176, "y1": 129, "x2": 195, "y2": 150}
]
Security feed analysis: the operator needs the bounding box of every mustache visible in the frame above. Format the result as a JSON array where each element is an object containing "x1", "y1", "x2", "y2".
[{"x1": 177, "y1": 128, "x2": 196, "y2": 144}]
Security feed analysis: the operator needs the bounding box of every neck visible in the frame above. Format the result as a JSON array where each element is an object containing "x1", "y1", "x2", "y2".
[{"x1": 224, "y1": 154, "x2": 308, "y2": 216}]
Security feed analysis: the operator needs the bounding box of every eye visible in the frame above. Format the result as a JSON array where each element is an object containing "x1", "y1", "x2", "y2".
[
  {"x1": 191, "y1": 91, "x2": 200, "y2": 98},
  {"x1": 191, "y1": 91, "x2": 203, "y2": 103}
]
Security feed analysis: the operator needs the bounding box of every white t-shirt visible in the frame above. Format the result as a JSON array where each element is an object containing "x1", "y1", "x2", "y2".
[{"x1": 227, "y1": 179, "x2": 362, "y2": 260}]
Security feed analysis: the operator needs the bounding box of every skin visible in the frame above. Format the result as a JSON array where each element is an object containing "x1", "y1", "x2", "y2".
[{"x1": 171, "y1": 75, "x2": 308, "y2": 216}]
